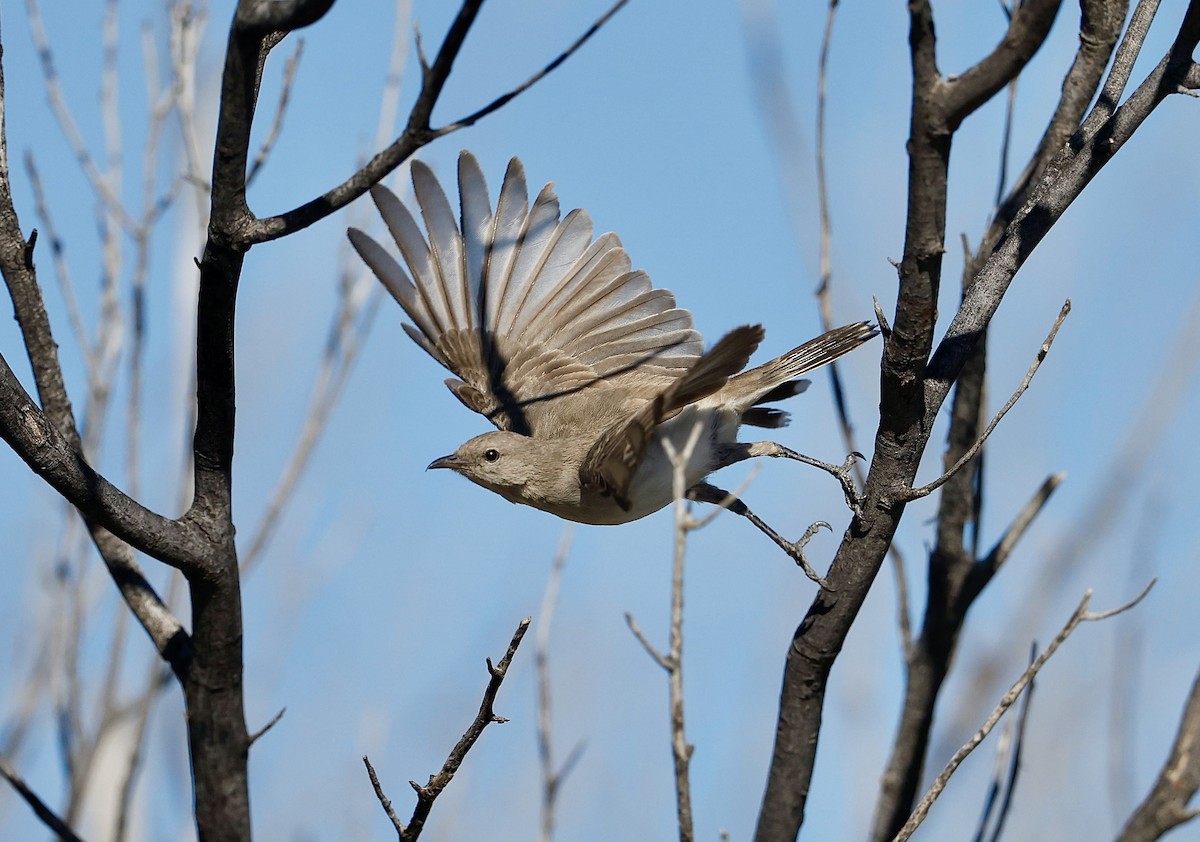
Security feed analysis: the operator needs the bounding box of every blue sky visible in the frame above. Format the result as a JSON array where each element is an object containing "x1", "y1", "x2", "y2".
[{"x1": 2, "y1": 1, "x2": 1199, "y2": 840}]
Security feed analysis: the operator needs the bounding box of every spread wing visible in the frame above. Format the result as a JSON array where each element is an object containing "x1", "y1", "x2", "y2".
[{"x1": 348, "y1": 152, "x2": 704, "y2": 435}]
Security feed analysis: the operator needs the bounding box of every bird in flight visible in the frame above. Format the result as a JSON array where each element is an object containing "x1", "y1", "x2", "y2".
[{"x1": 349, "y1": 152, "x2": 875, "y2": 559}]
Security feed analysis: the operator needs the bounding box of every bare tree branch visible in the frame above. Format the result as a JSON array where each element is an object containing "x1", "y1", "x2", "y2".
[
  {"x1": 1116, "y1": 668, "x2": 1200, "y2": 841},
  {"x1": 435, "y1": 0, "x2": 630, "y2": 135},
  {"x1": 893, "y1": 299, "x2": 1070, "y2": 503},
  {"x1": 536, "y1": 528, "x2": 583, "y2": 842},
  {"x1": 978, "y1": 642, "x2": 1037, "y2": 842},
  {"x1": 756, "y1": 1, "x2": 1200, "y2": 836},
  {"x1": 245, "y1": 0, "x2": 629, "y2": 243},
  {"x1": 246, "y1": 37, "x2": 304, "y2": 185},
  {"x1": 366, "y1": 618, "x2": 531, "y2": 841},
  {"x1": 364, "y1": 756, "x2": 405, "y2": 838},
  {"x1": 0, "y1": 753, "x2": 86, "y2": 842},
  {"x1": 891, "y1": 583, "x2": 1155, "y2": 842},
  {"x1": 942, "y1": 0, "x2": 1064, "y2": 127}
]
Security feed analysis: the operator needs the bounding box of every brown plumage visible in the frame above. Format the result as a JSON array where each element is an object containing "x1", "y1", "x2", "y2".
[{"x1": 349, "y1": 152, "x2": 877, "y2": 524}]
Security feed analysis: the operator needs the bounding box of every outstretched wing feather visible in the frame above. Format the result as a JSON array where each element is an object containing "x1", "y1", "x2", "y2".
[
  {"x1": 508, "y1": 209, "x2": 593, "y2": 342},
  {"x1": 347, "y1": 228, "x2": 442, "y2": 349},
  {"x1": 485, "y1": 158, "x2": 529, "y2": 331},
  {"x1": 412, "y1": 161, "x2": 468, "y2": 332},
  {"x1": 352, "y1": 152, "x2": 707, "y2": 434},
  {"x1": 457, "y1": 154, "x2": 493, "y2": 330},
  {"x1": 366, "y1": 184, "x2": 450, "y2": 336}
]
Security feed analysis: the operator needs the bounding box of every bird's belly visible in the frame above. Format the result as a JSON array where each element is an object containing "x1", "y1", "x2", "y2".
[
  {"x1": 525, "y1": 406, "x2": 734, "y2": 526},
  {"x1": 580, "y1": 406, "x2": 728, "y2": 525}
]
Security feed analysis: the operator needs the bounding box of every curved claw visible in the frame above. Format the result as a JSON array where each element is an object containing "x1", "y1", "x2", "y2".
[{"x1": 796, "y1": 520, "x2": 831, "y2": 551}]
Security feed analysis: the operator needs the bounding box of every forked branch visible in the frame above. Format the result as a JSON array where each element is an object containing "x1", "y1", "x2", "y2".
[
  {"x1": 892, "y1": 582, "x2": 1155, "y2": 842},
  {"x1": 247, "y1": 0, "x2": 630, "y2": 243},
  {"x1": 365, "y1": 618, "x2": 531, "y2": 841}
]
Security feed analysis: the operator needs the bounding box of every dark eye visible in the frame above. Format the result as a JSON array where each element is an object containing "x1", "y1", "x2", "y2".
[{"x1": 483, "y1": 448, "x2": 500, "y2": 463}]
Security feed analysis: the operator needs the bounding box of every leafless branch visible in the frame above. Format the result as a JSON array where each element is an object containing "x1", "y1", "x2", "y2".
[
  {"x1": 246, "y1": 38, "x2": 304, "y2": 185},
  {"x1": 626, "y1": 425, "x2": 713, "y2": 842},
  {"x1": 366, "y1": 618, "x2": 531, "y2": 841},
  {"x1": 892, "y1": 583, "x2": 1155, "y2": 842},
  {"x1": 977, "y1": 472, "x2": 1065, "y2": 576},
  {"x1": 246, "y1": 0, "x2": 628, "y2": 243},
  {"x1": 25, "y1": 0, "x2": 137, "y2": 232},
  {"x1": 113, "y1": 665, "x2": 171, "y2": 842},
  {"x1": 0, "y1": 753, "x2": 85, "y2": 842},
  {"x1": 436, "y1": 0, "x2": 630, "y2": 135},
  {"x1": 535, "y1": 528, "x2": 581, "y2": 842},
  {"x1": 23, "y1": 152, "x2": 93, "y2": 371},
  {"x1": 973, "y1": 642, "x2": 1036, "y2": 842},
  {"x1": 895, "y1": 300, "x2": 1070, "y2": 504},
  {"x1": 625, "y1": 612, "x2": 672, "y2": 671},
  {"x1": 1116, "y1": 668, "x2": 1200, "y2": 841},
  {"x1": 248, "y1": 708, "x2": 287, "y2": 746},
  {"x1": 364, "y1": 756, "x2": 405, "y2": 838}
]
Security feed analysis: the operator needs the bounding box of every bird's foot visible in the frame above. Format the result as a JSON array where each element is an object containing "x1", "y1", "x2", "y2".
[
  {"x1": 688, "y1": 482, "x2": 833, "y2": 589},
  {"x1": 749, "y1": 442, "x2": 865, "y2": 517}
]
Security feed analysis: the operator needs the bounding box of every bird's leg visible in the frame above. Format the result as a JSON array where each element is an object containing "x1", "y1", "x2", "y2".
[
  {"x1": 687, "y1": 482, "x2": 832, "y2": 589},
  {"x1": 743, "y1": 442, "x2": 865, "y2": 516}
]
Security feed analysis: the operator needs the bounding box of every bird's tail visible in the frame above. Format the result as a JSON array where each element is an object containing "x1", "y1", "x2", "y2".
[{"x1": 721, "y1": 321, "x2": 878, "y2": 427}]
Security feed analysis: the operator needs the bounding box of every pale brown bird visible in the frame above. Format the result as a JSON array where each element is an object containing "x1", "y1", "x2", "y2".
[{"x1": 349, "y1": 152, "x2": 875, "y2": 544}]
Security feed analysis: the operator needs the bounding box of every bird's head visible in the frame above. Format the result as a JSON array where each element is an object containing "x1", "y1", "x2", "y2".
[{"x1": 428, "y1": 431, "x2": 541, "y2": 499}]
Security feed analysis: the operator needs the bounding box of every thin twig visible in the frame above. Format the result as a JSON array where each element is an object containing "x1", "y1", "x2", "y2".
[
  {"x1": 247, "y1": 0, "x2": 629, "y2": 242},
  {"x1": 895, "y1": 300, "x2": 1071, "y2": 503},
  {"x1": 624, "y1": 612, "x2": 671, "y2": 671},
  {"x1": 112, "y1": 665, "x2": 171, "y2": 842},
  {"x1": 656, "y1": 425, "x2": 704, "y2": 842},
  {"x1": 0, "y1": 753, "x2": 86, "y2": 842},
  {"x1": 978, "y1": 472, "x2": 1065, "y2": 575},
  {"x1": 23, "y1": 152, "x2": 94, "y2": 372},
  {"x1": 972, "y1": 641, "x2": 1036, "y2": 842},
  {"x1": 1116, "y1": 666, "x2": 1200, "y2": 841},
  {"x1": 892, "y1": 581, "x2": 1156, "y2": 842},
  {"x1": 364, "y1": 756, "x2": 405, "y2": 838},
  {"x1": 246, "y1": 38, "x2": 304, "y2": 185},
  {"x1": 367, "y1": 618, "x2": 531, "y2": 841},
  {"x1": 536, "y1": 528, "x2": 579, "y2": 842},
  {"x1": 248, "y1": 707, "x2": 287, "y2": 746},
  {"x1": 985, "y1": 641, "x2": 1037, "y2": 842},
  {"x1": 434, "y1": 0, "x2": 630, "y2": 135},
  {"x1": 26, "y1": 0, "x2": 138, "y2": 232}
]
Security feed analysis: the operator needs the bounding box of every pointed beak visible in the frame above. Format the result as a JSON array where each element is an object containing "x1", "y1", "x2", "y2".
[{"x1": 427, "y1": 454, "x2": 460, "y2": 471}]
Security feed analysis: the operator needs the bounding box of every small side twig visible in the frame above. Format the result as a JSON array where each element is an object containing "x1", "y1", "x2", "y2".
[
  {"x1": 973, "y1": 641, "x2": 1037, "y2": 842},
  {"x1": 434, "y1": 0, "x2": 630, "y2": 135},
  {"x1": 364, "y1": 756, "x2": 405, "y2": 837},
  {"x1": 247, "y1": 0, "x2": 629, "y2": 243},
  {"x1": 891, "y1": 581, "x2": 1156, "y2": 842},
  {"x1": 1115, "y1": 666, "x2": 1200, "y2": 841},
  {"x1": 625, "y1": 423, "x2": 709, "y2": 842},
  {"x1": 245, "y1": 38, "x2": 304, "y2": 185},
  {"x1": 366, "y1": 618, "x2": 531, "y2": 841},
  {"x1": 0, "y1": 752, "x2": 86, "y2": 842},
  {"x1": 894, "y1": 300, "x2": 1070, "y2": 504},
  {"x1": 536, "y1": 527, "x2": 584, "y2": 842},
  {"x1": 248, "y1": 707, "x2": 286, "y2": 746}
]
